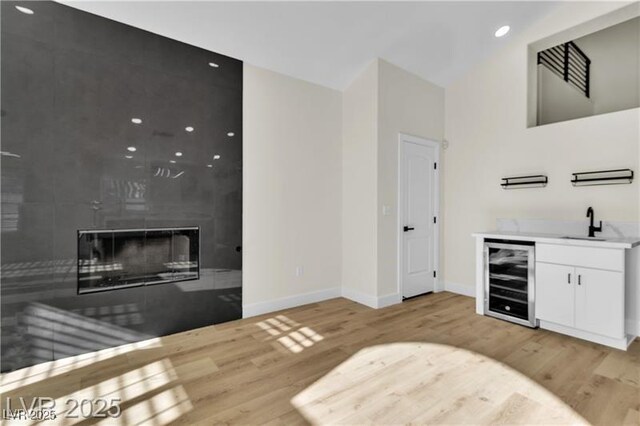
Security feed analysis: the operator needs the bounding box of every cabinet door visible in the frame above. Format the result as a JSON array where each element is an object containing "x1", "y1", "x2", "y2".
[
  {"x1": 536, "y1": 262, "x2": 575, "y2": 327},
  {"x1": 575, "y1": 268, "x2": 624, "y2": 338}
]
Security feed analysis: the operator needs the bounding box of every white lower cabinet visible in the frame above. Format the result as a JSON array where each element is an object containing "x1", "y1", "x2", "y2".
[
  {"x1": 574, "y1": 267, "x2": 624, "y2": 338},
  {"x1": 535, "y1": 244, "x2": 626, "y2": 346},
  {"x1": 472, "y1": 236, "x2": 637, "y2": 351},
  {"x1": 536, "y1": 262, "x2": 575, "y2": 328}
]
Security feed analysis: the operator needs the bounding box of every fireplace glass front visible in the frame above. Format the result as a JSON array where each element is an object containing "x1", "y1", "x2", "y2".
[{"x1": 78, "y1": 227, "x2": 199, "y2": 294}]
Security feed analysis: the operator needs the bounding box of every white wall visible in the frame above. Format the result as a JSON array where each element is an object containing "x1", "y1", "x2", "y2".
[
  {"x1": 341, "y1": 61, "x2": 379, "y2": 304},
  {"x1": 575, "y1": 16, "x2": 640, "y2": 115},
  {"x1": 243, "y1": 2, "x2": 638, "y2": 318},
  {"x1": 377, "y1": 60, "x2": 445, "y2": 297},
  {"x1": 444, "y1": 1, "x2": 640, "y2": 292},
  {"x1": 340, "y1": 59, "x2": 445, "y2": 306},
  {"x1": 243, "y1": 59, "x2": 444, "y2": 314},
  {"x1": 537, "y1": 66, "x2": 595, "y2": 125},
  {"x1": 243, "y1": 64, "x2": 343, "y2": 314},
  {"x1": 537, "y1": 15, "x2": 639, "y2": 125}
]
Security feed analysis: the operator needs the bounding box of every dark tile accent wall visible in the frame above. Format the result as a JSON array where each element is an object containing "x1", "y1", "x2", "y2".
[{"x1": 1, "y1": 1, "x2": 242, "y2": 372}]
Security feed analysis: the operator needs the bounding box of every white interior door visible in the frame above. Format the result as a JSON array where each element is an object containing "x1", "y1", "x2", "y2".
[{"x1": 401, "y1": 138, "x2": 437, "y2": 299}]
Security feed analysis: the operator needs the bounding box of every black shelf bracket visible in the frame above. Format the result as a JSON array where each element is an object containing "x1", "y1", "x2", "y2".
[
  {"x1": 501, "y1": 175, "x2": 548, "y2": 189},
  {"x1": 571, "y1": 169, "x2": 634, "y2": 186}
]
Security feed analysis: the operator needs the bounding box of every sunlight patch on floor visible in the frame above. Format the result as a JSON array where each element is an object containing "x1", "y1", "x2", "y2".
[
  {"x1": 1, "y1": 302, "x2": 158, "y2": 392},
  {"x1": 50, "y1": 359, "x2": 178, "y2": 419},
  {"x1": 9, "y1": 358, "x2": 193, "y2": 426},
  {"x1": 291, "y1": 343, "x2": 589, "y2": 425},
  {"x1": 255, "y1": 316, "x2": 323, "y2": 354},
  {"x1": 95, "y1": 386, "x2": 193, "y2": 426},
  {"x1": 0, "y1": 337, "x2": 163, "y2": 393},
  {"x1": 1, "y1": 342, "x2": 195, "y2": 426}
]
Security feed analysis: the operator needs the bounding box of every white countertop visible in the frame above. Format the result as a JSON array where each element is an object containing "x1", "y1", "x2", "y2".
[{"x1": 472, "y1": 231, "x2": 640, "y2": 249}]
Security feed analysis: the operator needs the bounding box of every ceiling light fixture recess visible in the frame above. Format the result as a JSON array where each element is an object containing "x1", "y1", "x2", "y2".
[
  {"x1": 185, "y1": 126, "x2": 194, "y2": 132},
  {"x1": 125, "y1": 155, "x2": 133, "y2": 159},
  {"x1": 175, "y1": 152, "x2": 183, "y2": 157},
  {"x1": 206, "y1": 164, "x2": 213, "y2": 168},
  {"x1": 227, "y1": 132, "x2": 235, "y2": 137},
  {"x1": 213, "y1": 154, "x2": 221, "y2": 160},
  {"x1": 170, "y1": 160, "x2": 176, "y2": 164},
  {"x1": 208, "y1": 62, "x2": 219, "y2": 68},
  {"x1": 131, "y1": 118, "x2": 142, "y2": 124},
  {"x1": 494, "y1": 25, "x2": 510, "y2": 38},
  {"x1": 15, "y1": 5, "x2": 34, "y2": 14},
  {"x1": 127, "y1": 146, "x2": 137, "y2": 152}
]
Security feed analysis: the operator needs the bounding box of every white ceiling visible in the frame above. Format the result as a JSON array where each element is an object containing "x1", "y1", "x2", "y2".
[{"x1": 58, "y1": 1, "x2": 561, "y2": 90}]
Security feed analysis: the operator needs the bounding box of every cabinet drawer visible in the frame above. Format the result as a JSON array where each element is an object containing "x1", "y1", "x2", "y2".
[{"x1": 536, "y1": 243, "x2": 624, "y2": 272}]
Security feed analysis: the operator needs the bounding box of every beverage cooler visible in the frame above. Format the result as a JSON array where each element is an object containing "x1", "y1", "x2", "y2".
[{"x1": 484, "y1": 239, "x2": 537, "y2": 328}]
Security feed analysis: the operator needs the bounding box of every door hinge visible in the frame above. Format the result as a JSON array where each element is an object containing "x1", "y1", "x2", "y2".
[{"x1": 433, "y1": 271, "x2": 437, "y2": 278}]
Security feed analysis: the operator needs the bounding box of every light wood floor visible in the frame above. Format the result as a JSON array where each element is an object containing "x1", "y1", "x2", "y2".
[{"x1": 1, "y1": 292, "x2": 639, "y2": 425}]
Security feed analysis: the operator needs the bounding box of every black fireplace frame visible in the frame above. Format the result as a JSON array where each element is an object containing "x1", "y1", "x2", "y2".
[{"x1": 77, "y1": 226, "x2": 201, "y2": 295}]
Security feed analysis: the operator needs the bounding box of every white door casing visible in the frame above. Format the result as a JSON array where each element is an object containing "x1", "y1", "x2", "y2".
[{"x1": 399, "y1": 134, "x2": 439, "y2": 299}]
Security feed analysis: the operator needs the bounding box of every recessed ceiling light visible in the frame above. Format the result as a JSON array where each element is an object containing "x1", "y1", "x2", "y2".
[
  {"x1": 131, "y1": 118, "x2": 142, "y2": 124},
  {"x1": 208, "y1": 62, "x2": 219, "y2": 68},
  {"x1": 169, "y1": 160, "x2": 176, "y2": 164},
  {"x1": 125, "y1": 155, "x2": 133, "y2": 159},
  {"x1": 127, "y1": 146, "x2": 137, "y2": 152},
  {"x1": 206, "y1": 164, "x2": 213, "y2": 168},
  {"x1": 213, "y1": 154, "x2": 221, "y2": 160},
  {"x1": 494, "y1": 25, "x2": 510, "y2": 38},
  {"x1": 185, "y1": 126, "x2": 194, "y2": 132},
  {"x1": 175, "y1": 152, "x2": 183, "y2": 157},
  {"x1": 227, "y1": 132, "x2": 235, "y2": 137},
  {"x1": 15, "y1": 5, "x2": 34, "y2": 14}
]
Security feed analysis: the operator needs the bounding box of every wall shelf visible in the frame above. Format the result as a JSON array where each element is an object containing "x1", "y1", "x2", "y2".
[
  {"x1": 571, "y1": 169, "x2": 634, "y2": 186},
  {"x1": 501, "y1": 175, "x2": 548, "y2": 189}
]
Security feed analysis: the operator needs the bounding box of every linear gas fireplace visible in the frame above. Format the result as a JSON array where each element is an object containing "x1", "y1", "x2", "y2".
[{"x1": 78, "y1": 227, "x2": 200, "y2": 294}]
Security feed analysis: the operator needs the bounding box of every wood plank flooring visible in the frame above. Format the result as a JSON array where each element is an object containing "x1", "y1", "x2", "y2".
[{"x1": 1, "y1": 292, "x2": 639, "y2": 425}]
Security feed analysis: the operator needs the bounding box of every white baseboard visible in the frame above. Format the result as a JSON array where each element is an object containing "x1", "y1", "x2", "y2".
[
  {"x1": 341, "y1": 287, "x2": 377, "y2": 308},
  {"x1": 626, "y1": 319, "x2": 640, "y2": 338},
  {"x1": 244, "y1": 282, "x2": 477, "y2": 318},
  {"x1": 377, "y1": 292, "x2": 402, "y2": 308},
  {"x1": 444, "y1": 281, "x2": 475, "y2": 298},
  {"x1": 540, "y1": 320, "x2": 630, "y2": 350},
  {"x1": 341, "y1": 288, "x2": 402, "y2": 309},
  {"x1": 242, "y1": 287, "x2": 341, "y2": 318}
]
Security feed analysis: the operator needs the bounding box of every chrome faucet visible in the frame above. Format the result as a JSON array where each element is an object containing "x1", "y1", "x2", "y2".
[{"x1": 586, "y1": 207, "x2": 602, "y2": 238}]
